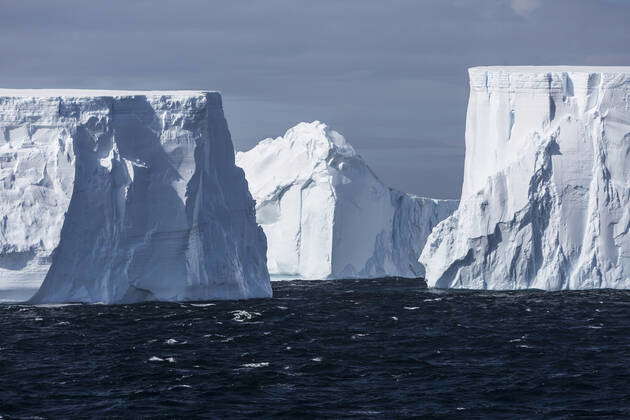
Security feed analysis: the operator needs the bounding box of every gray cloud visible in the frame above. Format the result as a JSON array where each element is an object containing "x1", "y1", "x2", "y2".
[
  {"x1": 1, "y1": 0, "x2": 628, "y2": 198},
  {"x1": 510, "y1": 0, "x2": 542, "y2": 16}
]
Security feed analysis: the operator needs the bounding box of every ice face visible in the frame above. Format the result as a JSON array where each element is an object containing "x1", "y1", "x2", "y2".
[
  {"x1": 0, "y1": 90, "x2": 271, "y2": 303},
  {"x1": 420, "y1": 67, "x2": 630, "y2": 290},
  {"x1": 236, "y1": 121, "x2": 457, "y2": 280}
]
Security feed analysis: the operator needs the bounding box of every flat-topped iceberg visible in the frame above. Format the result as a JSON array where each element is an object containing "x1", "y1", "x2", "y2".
[
  {"x1": 0, "y1": 89, "x2": 271, "y2": 303},
  {"x1": 237, "y1": 121, "x2": 457, "y2": 280},
  {"x1": 421, "y1": 66, "x2": 630, "y2": 290}
]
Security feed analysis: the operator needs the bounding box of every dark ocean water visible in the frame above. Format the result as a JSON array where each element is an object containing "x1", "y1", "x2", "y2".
[{"x1": 2, "y1": 278, "x2": 630, "y2": 418}]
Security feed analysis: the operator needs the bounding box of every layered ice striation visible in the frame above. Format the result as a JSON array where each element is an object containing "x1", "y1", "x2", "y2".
[
  {"x1": 237, "y1": 121, "x2": 457, "y2": 280},
  {"x1": 421, "y1": 67, "x2": 630, "y2": 290},
  {"x1": 0, "y1": 89, "x2": 271, "y2": 303}
]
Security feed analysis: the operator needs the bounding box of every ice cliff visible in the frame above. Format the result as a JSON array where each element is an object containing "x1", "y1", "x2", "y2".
[
  {"x1": 0, "y1": 89, "x2": 271, "y2": 303},
  {"x1": 236, "y1": 121, "x2": 457, "y2": 280},
  {"x1": 421, "y1": 67, "x2": 630, "y2": 290}
]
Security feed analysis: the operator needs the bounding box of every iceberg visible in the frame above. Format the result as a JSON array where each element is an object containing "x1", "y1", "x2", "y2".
[
  {"x1": 0, "y1": 89, "x2": 271, "y2": 303},
  {"x1": 421, "y1": 67, "x2": 630, "y2": 290},
  {"x1": 236, "y1": 121, "x2": 457, "y2": 280}
]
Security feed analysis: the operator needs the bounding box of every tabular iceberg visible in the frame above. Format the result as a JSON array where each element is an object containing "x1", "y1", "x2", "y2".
[
  {"x1": 0, "y1": 89, "x2": 271, "y2": 303},
  {"x1": 421, "y1": 67, "x2": 630, "y2": 290},
  {"x1": 236, "y1": 121, "x2": 457, "y2": 280}
]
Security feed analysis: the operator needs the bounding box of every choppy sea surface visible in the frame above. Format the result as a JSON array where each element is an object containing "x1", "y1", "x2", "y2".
[{"x1": 2, "y1": 278, "x2": 630, "y2": 418}]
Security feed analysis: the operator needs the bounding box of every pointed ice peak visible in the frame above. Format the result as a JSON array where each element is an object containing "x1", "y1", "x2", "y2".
[
  {"x1": 266, "y1": 121, "x2": 356, "y2": 160},
  {"x1": 237, "y1": 122, "x2": 458, "y2": 281},
  {"x1": 236, "y1": 121, "x2": 363, "y2": 203}
]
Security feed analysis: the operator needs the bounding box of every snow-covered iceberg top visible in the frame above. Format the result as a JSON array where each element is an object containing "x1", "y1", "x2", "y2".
[
  {"x1": 421, "y1": 66, "x2": 630, "y2": 290},
  {"x1": 469, "y1": 66, "x2": 630, "y2": 91},
  {"x1": 237, "y1": 121, "x2": 457, "y2": 280},
  {"x1": 0, "y1": 89, "x2": 271, "y2": 303},
  {"x1": 0, "y1": 88, "x2": 215, "y2": 97}
]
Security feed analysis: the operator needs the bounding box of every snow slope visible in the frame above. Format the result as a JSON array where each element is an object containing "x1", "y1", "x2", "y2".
[
  {"x1": 237, "y1": 122, "x2": 457, "y2": 280},
  {"x1": 421, "y1": 67, "x2": 630, "y2": 290},
  {"x1": 0, "y1": 89, "x2": 271, "y2": 303}
]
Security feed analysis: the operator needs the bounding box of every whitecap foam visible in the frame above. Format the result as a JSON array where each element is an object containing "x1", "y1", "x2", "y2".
[
  {"x1": 241, "y1": 362, "x2": 269, "y2": 368},
  {"x1": 230, "y1": 310, "x2": 261, "y2": 322}
]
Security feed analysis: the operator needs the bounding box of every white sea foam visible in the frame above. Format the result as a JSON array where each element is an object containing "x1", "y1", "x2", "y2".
[
  {"x1": 230, "y1": 310, "x2": 261, "y2": 322},
  {"x1": 241, "y1": 362, "x2": 269, "y2": 368}
]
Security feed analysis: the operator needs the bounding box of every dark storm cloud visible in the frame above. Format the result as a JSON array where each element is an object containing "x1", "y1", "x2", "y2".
[{"x1": 1, "y1": 0, "x2": 628, "y2": 197}]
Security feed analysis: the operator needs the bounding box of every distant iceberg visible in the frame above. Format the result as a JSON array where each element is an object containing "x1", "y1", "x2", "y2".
[
  {"x1": 421, "y1": 66, "x2": 630, "y2": 290},
  {"x1": 0, "y1": 89, "x2": 271, "y2": 303},
  {"x1": 237, "y1": 121, "x2": 457, "y2": 280}
]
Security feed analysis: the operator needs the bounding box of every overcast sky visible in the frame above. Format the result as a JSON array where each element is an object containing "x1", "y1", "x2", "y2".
[{"x1": 1, "y1": 0, "x2": 628, "y2": 198}]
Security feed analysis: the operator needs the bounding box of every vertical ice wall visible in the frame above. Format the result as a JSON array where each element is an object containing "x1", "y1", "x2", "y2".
[
  {"x1": 0, "y1": 89, "x2": 271, "y2": 303},
  {"x1": 237, "y1": 121, "x2": 457, "y2": 280},
  {"x1": 421, "y1": 67, "x2": 630, "y2": 290},
  {"x1": 0, "y1": 95, "x2": 75, "y2": 296}
]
